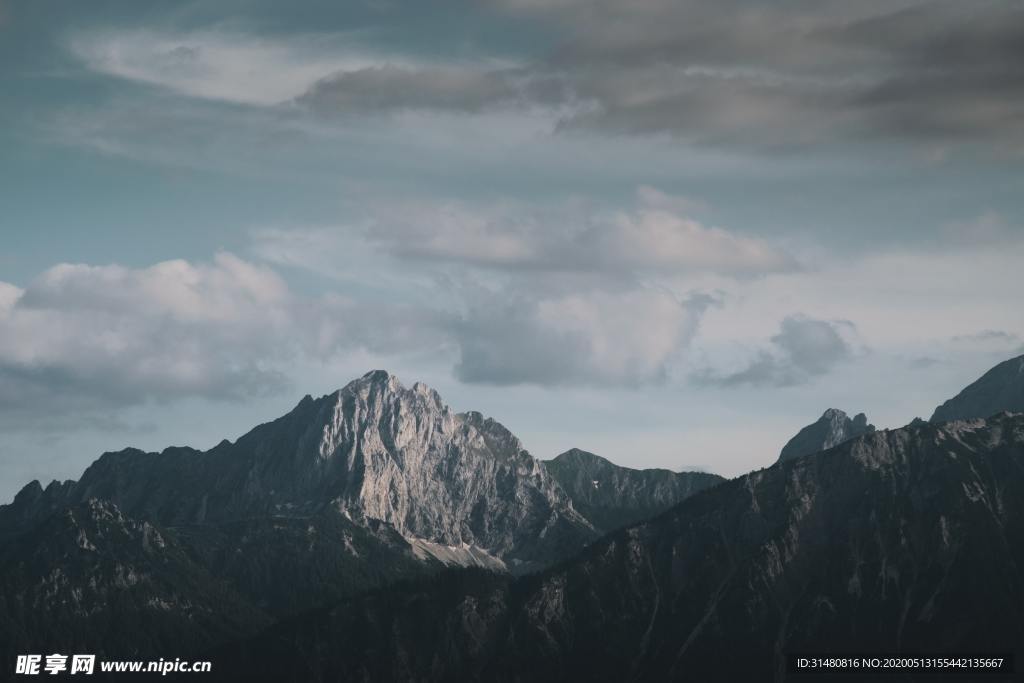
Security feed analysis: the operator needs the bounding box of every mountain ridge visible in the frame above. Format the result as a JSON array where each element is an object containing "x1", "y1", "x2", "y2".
[{"x1": 216, "y1": 412, "x2": 1024, "y2": 682}]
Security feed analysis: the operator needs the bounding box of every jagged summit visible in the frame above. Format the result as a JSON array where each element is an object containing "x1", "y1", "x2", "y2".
[
  {"x1": 335, "y1": 369, "x2": 426, "y2": 397},
  {"x1": 777, "y1": 408, "x2": 875, "y2": 463},
  {"x1": 931, "y1": 353, "x2": 1024, "y2": 422}
]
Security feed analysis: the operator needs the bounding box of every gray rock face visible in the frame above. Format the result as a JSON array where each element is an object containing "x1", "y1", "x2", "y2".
[
  {"x1": 777, "y1": 408, "x2": 875, "y2": 462},
  {"x1": 4, "y1": 371, "x2": 596, "y2": 568},
  {"x1": 544, "y1": 449, "x2": 724, "y2": 532},
  {"x1": 931, "y1": 353, "x2": 1024, "y2": 422}
]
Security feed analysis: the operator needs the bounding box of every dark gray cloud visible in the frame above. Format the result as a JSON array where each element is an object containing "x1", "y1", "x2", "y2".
[
  {"x1": 696, "y1": 315, "x2": 857, "y2": 387},
  {"x1": 299, "y1": 64, "x2": 567, "y2": 114},
  {"x1": 289, "y1": 0, "x2": 1024, "y2": 152}
]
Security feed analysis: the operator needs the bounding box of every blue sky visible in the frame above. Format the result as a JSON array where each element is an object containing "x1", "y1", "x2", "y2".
[{"x1": 2, "y1": 0, "x2": 1023, "y2": 501}]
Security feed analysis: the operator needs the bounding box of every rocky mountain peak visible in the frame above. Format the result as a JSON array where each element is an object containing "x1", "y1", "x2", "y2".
[
  {"x1": 316, "y1": 370, "x2": 453, "y2": 464},
  {"x1": 777, "y1": 408, "x2": 876, "y2": 463},
  {"x1": 307, "y1": 373, "x2": 593, "y2": 563}
]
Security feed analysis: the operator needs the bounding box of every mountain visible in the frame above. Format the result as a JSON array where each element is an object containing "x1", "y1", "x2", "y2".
[
  {"x1": 218, "y1": 413, "x2": 1024, "y2": 682},
  {"x1": 544, "y1": 449, "x2": 723, "y2": 532},
  {"x1": 0, "y1": 371, "x2": 620, "y2": 663},
  {"x1": 777, "y1": 408, "x2": 874, "y2": 463},
  {"x1": 931, "y1": 353, "x2": 1024, "y2": 422},
  {"x1": 2, "y1": 371, "x2": 597, "y2": 573}
]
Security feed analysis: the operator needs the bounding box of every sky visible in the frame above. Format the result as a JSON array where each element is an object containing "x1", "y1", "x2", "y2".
[{"x1": 2, "y1": 0, "x2": 1023, "y2": 502}]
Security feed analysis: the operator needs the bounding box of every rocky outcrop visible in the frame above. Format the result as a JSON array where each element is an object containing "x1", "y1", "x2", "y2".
[
  {"x1": 544, "y1": 449, "x2": 723, "y2": 531},
  {"x1": 777, "y1": 408, "x2": 874, "y2": 462},
  {"x1": 931, "y1": 353, "x2": 1024, "y2": 422},
  {"x1": 218, "y1": 413, "x2": 1024, "y2": 682}
]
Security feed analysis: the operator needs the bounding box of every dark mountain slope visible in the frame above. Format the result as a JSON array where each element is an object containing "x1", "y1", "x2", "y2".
[
  {"x1": 172, "y1": 510, "x2": 438, "y2": 617},
  {"x1": 218, "y1": 413, "x2": 1024, "y2": 682},
  {"x1": 931, "y1": 353, "x2": 1024, "y2": 422},
  {"x1": 0, "y1": 500, "x2": 270, "y2": 663}
]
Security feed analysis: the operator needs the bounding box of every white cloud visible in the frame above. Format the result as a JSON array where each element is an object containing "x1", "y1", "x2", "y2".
[
  {"x1": 69, "y1": 30, "x2": 390, "y2": 105},
  {"x1": 453, "y1": 288, "x2": 710, "y2": 386},
  {"x1": 364, "y1": 189, "x2": 795, "y2": 276},
  {"x1": 0, "y1": 253, "x2": 448, "y2": 428},
  {"x1": 0, "y1": 255, "x2": 292, "y2": 411},
  {"x1": 688, "y1": 238, "x2": 1024, "y2": 354},
  {"x1": 244, "y1": 191, "x2": 793, "y2": 388},
  {"x1": 675, "y1": 231, "x2": 1024, "y2": 397}
]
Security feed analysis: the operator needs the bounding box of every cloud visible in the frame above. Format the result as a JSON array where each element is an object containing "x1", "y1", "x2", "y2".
[
  {"x1": 909, "y1": 356, "x2": 940, "y2": 370},
  {"x1": 363, "y1": 189, "x2": 795, "y2": 276},
  {"x1": 453, "y1": 288, "x2": 712, "y2": 386},
  {"x1": 0, "y1": 189, "x2": 792, "y2": 423},
  {"x1": 250, "y1": 195, "x2": 760, "y2": 387},
  {"x1": 950, "y1": 329, "x2": 1021, "y2": 351},
  {"x1": 0, "y1": 254, "x2": 288, "y2": 424},
  {"x1": 68, "y1": 3, "x2": 1024, "y2": 153},
  {"x1": 0, "y1": 253, "x2": 448, "y2": 429},
  {"x1": 69, "y1": 30, "x2": 387, "y2": 106},
  {"x1": 304, "y1": 2, "x2": 1024, "y2": 152},
  {"x1": 298, "y1": 64, "x2": 565, "y2": 114},
  {"x1": 498, "y1": 0, "x2": 1024, "y2": 150},
  {"x1": 250, "y1": 189, "x2": 772, "y2": 388},
  {"x1": 0, "y1": 249, "x2": 723, "y2": 416},
  {"x1": 942, "y1": 212, "x2": 1020, "y2": 246},
  {"x1": 695, "y1": 315, "x2": 858, "y2": 387}
]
